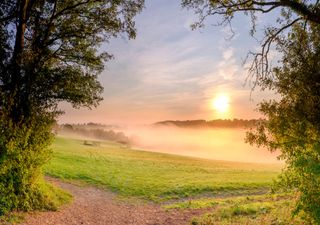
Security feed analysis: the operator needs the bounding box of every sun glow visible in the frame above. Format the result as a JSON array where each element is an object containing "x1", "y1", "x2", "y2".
[{"x1": 212, "y1": 94, "x2": 230, "y2": 113}]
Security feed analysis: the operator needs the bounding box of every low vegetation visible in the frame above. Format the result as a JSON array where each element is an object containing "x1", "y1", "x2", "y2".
[
  {"x1": 166, "y1": 194, "x2": 306, "y2": 224},
  {"x1": 0, "y1": 117, "x2": 70, "y2": 215},
  {"x1": 46, "y1": 136, "x2": 281, "y2": 203},
  {"x1": 0, "y1": 180, "x2": 72, "y2": 224},
  {"x1": 190, "y1": 199, "x2": 304, "y2": 225}
]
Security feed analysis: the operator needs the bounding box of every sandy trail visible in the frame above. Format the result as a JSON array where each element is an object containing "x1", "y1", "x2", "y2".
[{"x1": 20, "y1": 178, "x2": 203, "y2": 225}]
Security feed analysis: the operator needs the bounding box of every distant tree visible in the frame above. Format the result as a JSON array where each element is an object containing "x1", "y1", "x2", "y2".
[
  {"x1": 182, "y1": 0, "x2": 320, "y2": 223},
  {"x1": 0, "y1": 0, "x2": 143, "y2": 214}
]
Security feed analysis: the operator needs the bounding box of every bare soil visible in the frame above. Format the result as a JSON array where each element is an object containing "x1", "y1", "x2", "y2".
[{"x1": 20, "y1": 178, "x2": 205, "y2": 225}]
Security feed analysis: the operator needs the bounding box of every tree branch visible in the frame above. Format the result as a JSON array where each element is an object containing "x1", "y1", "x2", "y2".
[{"x1": 247, "y1": 17, "x2": 302, "y2": 88}]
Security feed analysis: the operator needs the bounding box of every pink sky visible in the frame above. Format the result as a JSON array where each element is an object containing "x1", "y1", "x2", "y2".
[{"x1": 58, "y1": 0, "x2": 277, "y2": 125}]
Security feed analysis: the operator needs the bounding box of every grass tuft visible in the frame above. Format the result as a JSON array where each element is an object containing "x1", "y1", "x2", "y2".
[
  {"x1": 36, "y1": 181, "x2": 73, "y2": 211},
  {"x1": 0, "y1": 180, "x2": 72, "y2": 224}
]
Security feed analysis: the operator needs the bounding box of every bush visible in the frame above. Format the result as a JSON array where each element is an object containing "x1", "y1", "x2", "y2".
[{"x1": 0, "y1": 114, "x2": 70, "y2": 215}]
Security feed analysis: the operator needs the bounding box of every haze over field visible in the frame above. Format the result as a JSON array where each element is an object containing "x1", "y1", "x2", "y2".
[
  {"x1": 117, "y1": 125, "x2": 279, "y2": 163},
  {"x1": 56, "y1": 119, "x2": 280, "y2": 163},
  {"x1": 60, "y1": 123, "x2": 279, "y2": 164}
]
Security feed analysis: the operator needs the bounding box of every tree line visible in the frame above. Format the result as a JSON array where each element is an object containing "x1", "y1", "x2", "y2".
[
  {"x1": 154, "y1": 119, "x2": 261, "y2": 128},
  {"x1": 60, "y1": 124, "x2": 131, "y2": 145}
]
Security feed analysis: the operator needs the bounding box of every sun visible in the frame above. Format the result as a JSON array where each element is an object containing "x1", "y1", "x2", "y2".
[{"x1": 212, "y1": 94, "x2": 230, "y2": 113}]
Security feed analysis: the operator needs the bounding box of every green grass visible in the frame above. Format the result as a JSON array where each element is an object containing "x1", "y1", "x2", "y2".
[
  {"x1": 187, "y1": 194, "x2": 305, "y2": 225},
  {"x1": 164, "y1": 193, "x2": 288, "y2": 210},
  {"x1": 0, "y1": 181, "x2": 72, "y2": 225},
  {"x1": 0, "y1": 214, "x2": 24, "y2": 225},
  {"x1": 36, "y1": 181, "x2": 73, "y2": 211},
  {"x1": 44, "y1": 136, "x2": 304, "y2": 224},
  {"x1": 45, "y1": 136, "x2": 281, "y2": 202},
  {"x1": 165, "y1": 192, "x2": 307, "y2": 224}
]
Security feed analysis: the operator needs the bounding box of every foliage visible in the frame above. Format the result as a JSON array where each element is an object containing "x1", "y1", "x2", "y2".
[
  {"x1": 246, "y1": 22, "x2": 320, "y2": 223},
  {"x1": 0, "y1": 113, "x2": 73, "y2": 214},
  {"x1": 0, "y1": 0, "x2": 144, "y2": 121},
  {"x1": 0, "y1": 180, "x2": 72, "y2": 224},
  {"x1": 45, "y1": 136, "x2": 281, "y2": 202},
  {"x1": 0, "y1": 0, "x2": 143, "y2": 214},
  {"x1": 182, "y1": 0, "x2": 320, "y2": 84},
  {"x1": 0, "y1": 115, "x2": 47, "y2": 214}
]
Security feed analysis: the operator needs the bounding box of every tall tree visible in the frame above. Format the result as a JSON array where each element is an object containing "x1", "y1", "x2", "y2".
[
  {"x1": 0, "y1": 0, "x2": 143, "y2": 214},
  {"x1": 246, "y1": 22, "x2": 320, "y2": 223},
  {"x1": 182, "y1": 0, "x2": 320, "y2": 82},
  {"x1": 182, "y1": 0, "x2": 320, "y2": 223}
]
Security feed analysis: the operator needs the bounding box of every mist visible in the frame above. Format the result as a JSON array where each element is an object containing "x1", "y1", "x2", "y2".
[
  {"x1": 57, "y1": 123, "x2": 280, "y2": 164},
  {"x1": 120, "y1": 125, "x2": 280, "y2": 164}
]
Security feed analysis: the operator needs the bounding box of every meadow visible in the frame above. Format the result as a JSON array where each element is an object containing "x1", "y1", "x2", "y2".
[
  {"x1": 46, "y1": 136, "x2": 281, "y2": 200},
  {"x1": 44, "y1": 136, "x2": 303, "y2": 224}
]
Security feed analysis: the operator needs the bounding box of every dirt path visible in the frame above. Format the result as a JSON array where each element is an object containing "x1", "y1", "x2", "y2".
[{"x1": 20, "y1": 179, "x2": 204, "y2": 225}]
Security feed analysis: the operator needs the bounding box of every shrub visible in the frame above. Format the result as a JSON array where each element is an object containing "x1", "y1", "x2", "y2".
[{"x1": 0, "y1": 114, "x2": 70, "y2": 215}]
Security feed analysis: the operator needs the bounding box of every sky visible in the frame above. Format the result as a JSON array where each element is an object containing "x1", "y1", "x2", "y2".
[{"x1": 59, "y1": 0, "x2": 277, "y2": 125}]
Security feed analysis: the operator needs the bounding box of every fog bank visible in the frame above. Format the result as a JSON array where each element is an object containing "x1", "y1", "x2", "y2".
[{"x1": 122, "y1": 126, "x2": 280, "y2": 164}]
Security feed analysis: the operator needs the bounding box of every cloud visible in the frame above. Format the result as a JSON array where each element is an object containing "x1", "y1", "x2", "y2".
[
  {"x1": 217, "y1": 47, "x2": 239, "y2": 80},
  {"x1": 59, "y1": 0, "x2": 276, "y2": 124}
]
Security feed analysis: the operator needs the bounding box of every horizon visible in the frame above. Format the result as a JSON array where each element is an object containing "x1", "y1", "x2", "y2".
[{"x1": 57, "y1": 117, "x2": 264, "y2": 126}]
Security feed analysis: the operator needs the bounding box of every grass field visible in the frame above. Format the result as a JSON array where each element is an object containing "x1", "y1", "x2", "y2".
[
  {"x1": 42, "y1": 136, "x2": 307, "y2": 224},
  {"x1": 45, "y1": 136, "x2": 282, "y2": 202}
]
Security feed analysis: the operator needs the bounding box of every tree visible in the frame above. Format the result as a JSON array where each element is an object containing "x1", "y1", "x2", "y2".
[
  {"x1": 182, "y1": 0, "x2": 320, "y2": 83},
  {"x1": 246, "y1": 23, "x2": 320, "y2": 223},
  {"x1": 0, "y1": 0, "x2": 143, "y2": 214},
  {"x1": 182, "y1": 0, "x2": 320, "y2": 223}
]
